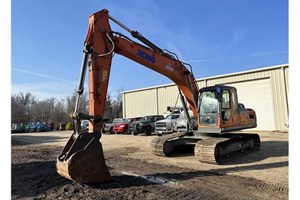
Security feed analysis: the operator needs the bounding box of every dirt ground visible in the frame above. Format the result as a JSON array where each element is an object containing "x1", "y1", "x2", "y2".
[{"x1": 11, "y1": 130, "x2": 288, "y2": 199}]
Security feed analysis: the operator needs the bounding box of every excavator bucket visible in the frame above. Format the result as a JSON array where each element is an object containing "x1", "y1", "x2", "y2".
[{"x1": 56, "y1": 131, "x2": 112, "y2": 183}]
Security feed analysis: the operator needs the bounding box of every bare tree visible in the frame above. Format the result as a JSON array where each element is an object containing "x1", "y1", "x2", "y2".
[
  {"x1": 11, "y1": 87, "x2": 123, "y2": 130},
  {"x1": 66, "y1": 92, "x2": 89, "y2": 119},
  {"x1": 30, "y1": 98, "x2": 55, "y2": 122},
  {"x1": 103, "y1": 93, "x2": 113, "y2": 120},
  {"x1": 11, "y1": 92, "x2": 36, "y2": 123},
  {"x1": 11, "y1": 92, "x2": 69, "y2": 129},
  {"x1": 113, "y1": 87, "x2": 123, "y2": 118},
  {"x1": 103, "y1": 87, "x2": 124, "y2": 120}
]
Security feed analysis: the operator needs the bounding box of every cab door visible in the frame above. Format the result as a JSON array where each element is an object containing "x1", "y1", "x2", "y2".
[
  {"x1": 230, "y1": 89, "x2": 241, "y2": 126},
  {"x1": 221, "y1": 88, "x2": 240, "y2": 127},
  {"x1": 221, "y1": 89, "x2": 232, "y2": 124}
]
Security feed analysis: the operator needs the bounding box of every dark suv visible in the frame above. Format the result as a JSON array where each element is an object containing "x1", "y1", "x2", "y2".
[{"x1": 129, "y1": 115, "x2": 164, "y2": 136}]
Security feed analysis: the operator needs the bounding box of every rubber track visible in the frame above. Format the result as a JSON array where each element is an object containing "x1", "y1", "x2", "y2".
[{"x1": 150, "y1": 132, "x2": 187, "y2": 156}]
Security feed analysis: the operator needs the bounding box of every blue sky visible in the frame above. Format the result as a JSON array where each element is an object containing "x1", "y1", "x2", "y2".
[{"x1": 11, "y1": 0, "x2": 288, "y2": 100}]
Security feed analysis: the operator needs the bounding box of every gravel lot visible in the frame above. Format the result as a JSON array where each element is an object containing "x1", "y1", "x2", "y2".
[{"x1": 11, "y1": 130, "x2": 288, "y2": 199}]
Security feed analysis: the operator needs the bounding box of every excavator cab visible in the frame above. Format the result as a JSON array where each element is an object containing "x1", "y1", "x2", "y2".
[{"x1": 198, "y1": 85, "x2": 257, "y2": 133}]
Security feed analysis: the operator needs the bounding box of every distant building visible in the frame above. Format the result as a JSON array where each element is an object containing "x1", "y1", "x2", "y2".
[{"x1": 122, "y1": 64, "x2": 289, "y2": 132}]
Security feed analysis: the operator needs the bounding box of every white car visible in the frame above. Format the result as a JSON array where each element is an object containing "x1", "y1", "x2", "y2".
[{"x1": 155, "y1": 113, "x2": 180, "y2": 135}]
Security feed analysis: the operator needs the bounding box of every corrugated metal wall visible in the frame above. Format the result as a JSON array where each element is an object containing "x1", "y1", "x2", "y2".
[
  {"x1": 123, "y1": 64, "x2": 289, "y2": 131},
  {"x1": 122, "y1": 88, "x2": 158, "y2": 117}
]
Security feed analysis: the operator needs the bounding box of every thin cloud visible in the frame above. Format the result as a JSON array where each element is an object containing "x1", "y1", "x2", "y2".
[
  {"x1": 232, "y1": 28, "x2": 246, "y2": 47},
  {"x1": 249, "y1": 50, "x2": 287, "y2": 57},
  {"x1": 12, "y1": 67, "x2": 77, "y2": 84},
  {"x1": 11, "y1": 81, "x2": 80, "y2": 100}
]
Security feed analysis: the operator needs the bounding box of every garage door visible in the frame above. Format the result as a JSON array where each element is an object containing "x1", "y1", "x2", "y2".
[{"x1": 228, "y1": 79, "x2": 274, "y2": 131}]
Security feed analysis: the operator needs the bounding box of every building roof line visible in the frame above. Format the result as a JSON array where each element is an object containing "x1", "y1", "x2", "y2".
[{"x1": 122, "y1": 63, "x2": 289, "y2": 94}]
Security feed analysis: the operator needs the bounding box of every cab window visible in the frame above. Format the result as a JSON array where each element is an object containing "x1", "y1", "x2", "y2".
[
  {"x1": 222, "y1": 89, "x2": 231, "y2": 120},
  {"x1": 222, "y1": 90, "x2": 230, "y2": 109}
]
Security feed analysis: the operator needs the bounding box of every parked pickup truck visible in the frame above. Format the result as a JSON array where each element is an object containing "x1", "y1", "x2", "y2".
[
  {"x1": 155, "y1": 113, "x2": 180, "y2": 136},
  {"x1": 174, "y1": 110, "x2": 198, "y2": 132},
  {"x1": 129, "y1": 115, "x2": 164, "y2": 136}
]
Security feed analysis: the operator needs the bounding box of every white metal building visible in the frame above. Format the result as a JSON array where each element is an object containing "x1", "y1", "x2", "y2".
[{"x1": 122, "y1": 64, "x2": 289, "y2": 132}]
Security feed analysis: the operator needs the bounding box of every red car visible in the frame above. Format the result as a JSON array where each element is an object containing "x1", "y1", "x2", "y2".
[
  {"x1": 112, "y1": 121, "x2": 129, "y2": 134},
  {"x1": 112, "y1": 117, "x2": 142, "y2": 134}
]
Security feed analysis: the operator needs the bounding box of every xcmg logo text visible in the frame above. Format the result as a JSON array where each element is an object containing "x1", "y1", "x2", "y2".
[{"x1": 137, "y1": 49, "x2": 155, "y2": 64}]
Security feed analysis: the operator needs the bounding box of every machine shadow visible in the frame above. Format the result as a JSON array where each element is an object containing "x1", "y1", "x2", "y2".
[
  {"x1": 11, "y1": 160, "x2": 71, "y2": 199},
  {"x1": 11, "y1": 160, "x2": 158, "y2": 196}
]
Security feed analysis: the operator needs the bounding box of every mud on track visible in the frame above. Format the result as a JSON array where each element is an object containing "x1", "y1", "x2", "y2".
[{"x1": 11, "y1": 139, "x2": 288, "y2": 200}]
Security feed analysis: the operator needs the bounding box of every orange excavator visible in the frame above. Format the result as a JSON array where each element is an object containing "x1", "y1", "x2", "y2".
[{"x1": 56, "y1": 9, "x2": 260, "y2": 183}]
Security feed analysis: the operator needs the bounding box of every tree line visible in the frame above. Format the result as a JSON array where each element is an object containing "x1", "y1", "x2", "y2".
[{"x1": 11, "y1": 89, "x2": 123, "y2": 130}]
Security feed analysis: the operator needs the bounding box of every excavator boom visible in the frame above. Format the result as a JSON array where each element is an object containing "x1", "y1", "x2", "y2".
[{"x1": 84, "y1": 9, "x2": 199, "y2": 122}]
